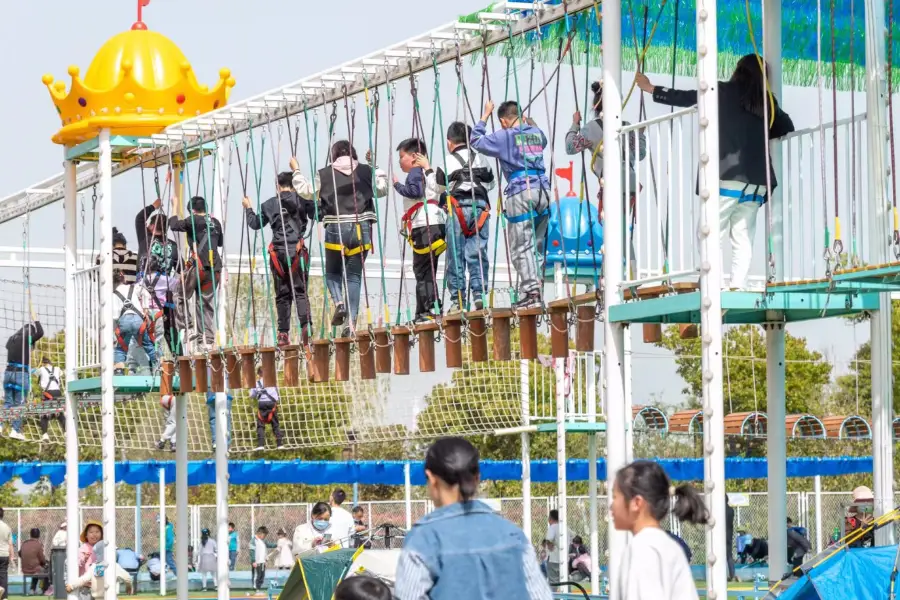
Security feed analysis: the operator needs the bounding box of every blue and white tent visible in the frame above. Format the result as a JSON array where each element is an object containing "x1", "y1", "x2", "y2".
[{"x1": 771, "y1": 546, "x2": 899, "y2": 600}]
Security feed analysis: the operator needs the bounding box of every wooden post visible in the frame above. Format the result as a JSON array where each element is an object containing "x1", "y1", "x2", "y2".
[
  {"x1": 679, "y1": 324, "x2": 699, "y2": 339},
  {"x1": 373, "y1": 327, "x2": 392, "y2": 374},
  {"x1": 309, "y1": 340, "x2": 331, "y2": 383},
  {"x1": 193, "y1": 355, "x2": 209, "y2": 393},
  {"x1": 575, "y1": 305, "x2": 596, "y2": 352},
  {"x1": 239, "y1": 348, "x2": 256, "y2": 389},
  {"x1": 492, "y1": 308, "x2": 513, "y2": 361},
  {"x1": 518, "y1": 308, "x2": 540, "y2": 360},
  {"x1": 225, "y1": 350, "x2": 242, "y2": 390},
  {"x1": 642, "y1": 324, "x2": 663, "y2": 344},
  {"x1": 356, "y1": 331, "x2": 376, "y2": 380},
  {"x1": 208, "y1": 352, "x2": 225, "y2": 393},
  {"x1": 178, "y1": 357, "x2": 194, "y2": 393},
  {"x1": 443, "y1": 315, "x2": 463, "y2": 368},
  {"x1": 160, "y1": 360, "x2": 175, "y2": 396},
  {"x1": 467, "y1": 311, "x2": 488, "y2": 363},
  {"x1": 334, "y1": 338, "x2": 352, "y2": 382},
  {"x1": 550, "y1": 308, "x2": 569, "y2": 359},
  {"x1": 415, "y1": 322, "x2": 439, "y2": 373},
  {"x1": 283, "y1": 346, "x2": 300, "y2": 387},
  {"x1": 260, "y1": 348, "x2": 277, "y2": 387},
  {"x1": 391, "y1": 326, "x2": 411, "y2": 375}
]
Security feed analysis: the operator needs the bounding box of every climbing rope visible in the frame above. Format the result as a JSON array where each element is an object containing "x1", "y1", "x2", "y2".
[
  {"x1": 889, "y1": 0, "x2": 900, "y2": 258},
  {"x1": 231, "y1": 126, "x2": 259, "y2": 344},
  {"x1": 816, "y1": 0, "x2": 833, "y2": 278},
  {"x1": 247, "y1": 124, "x2": 278, "y2": 346},
  {"x1": 829, "y1": 0, "x2": 843, "y2": 262}
]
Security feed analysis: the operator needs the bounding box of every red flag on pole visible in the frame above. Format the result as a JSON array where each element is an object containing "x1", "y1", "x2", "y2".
[{"x1": 555, "y1": 161, "x2": 577, "y2": 197}]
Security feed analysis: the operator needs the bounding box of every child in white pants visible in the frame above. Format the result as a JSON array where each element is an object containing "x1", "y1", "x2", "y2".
[
  {"x1": 719, "y1": 180, "x2": 766, "y2": 290},
  {"x1": 157, "y1": 395, "x2": 176, "y2": 452}
]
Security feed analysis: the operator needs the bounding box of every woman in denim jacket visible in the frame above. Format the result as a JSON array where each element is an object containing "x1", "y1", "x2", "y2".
[{"x1": 394, "y1": 437, "x2": 551, "y2": 600}]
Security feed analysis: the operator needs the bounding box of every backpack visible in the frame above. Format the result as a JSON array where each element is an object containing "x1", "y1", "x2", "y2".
[{"x1": 148, "y1": 238, "x2": 178, "y2": 274}]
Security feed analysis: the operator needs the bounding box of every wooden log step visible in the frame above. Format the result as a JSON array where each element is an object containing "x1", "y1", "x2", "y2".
[
  {"x1": 547, "y1": 291, "x2": 601, "y2": 311},
  {"x1": 623, "y1": 281, "x2": 699, "y2": 301}
]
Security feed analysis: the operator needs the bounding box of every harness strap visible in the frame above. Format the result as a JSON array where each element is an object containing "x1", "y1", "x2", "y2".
[
  {"x1": 506, "y1": 208, "x2": 550, "y2": 224},
  {"x1": 257, "y1": 404, "x2": 277, "y2": 423},
  {"x1": 400, "y1": 200, "x2": 441, "y2": 234},
  {"x1": 448, "y1": 196, "x2": 490, "y2": 238},
  {"x1": 509, "y1": 168, "x2": 545, "y2": 182},
  {"x1": 267, "y1": 241, "x2": 306, "y2": 278}
]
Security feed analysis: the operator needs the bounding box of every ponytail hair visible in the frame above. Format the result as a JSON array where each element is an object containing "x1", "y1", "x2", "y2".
[
  {"x1": 615, "y1": 461, "x2": 709, "y2": 525},
  {"x1": 424, "y1": 437, "x2": 480, "y2": 502},
  {"x1": 590, "y1": 81, "x2": 603, "y2": 116}
]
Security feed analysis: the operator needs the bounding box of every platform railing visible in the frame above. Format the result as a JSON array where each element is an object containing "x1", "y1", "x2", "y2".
[
  {"x1": 777, "y1": 113, "x2": 869, "y2": 284},
  {"x1": 73, "y1": 265, "x2": 100, "y2": 371},
  {"x1": 620, "y1": 106, "x2": 699, "y2": 290}
]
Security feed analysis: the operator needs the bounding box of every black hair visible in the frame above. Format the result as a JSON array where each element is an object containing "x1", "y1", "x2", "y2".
[
  {"x1": 311, "y1": 502, "x2": 331, "y2": 518},
  {"x1": 549, "y1": 509, "x2": 559, "y2": 522},
  {"x1": 590, "y1": 81, "x2": 603, "y2": 116},
  {"x1": 396, "y1": 137, "x2": 427, "y2": 156},
  {"x1": 424, "y1": 437, "x2": 480, "y2": 502},
  {"x1": 497, "y1": 101, "x2": 520, "y2": 121},
  {"x1": 277, "y1": 172, "x2": 294, "y2": 189},
  {"x1": 30, "y1": 528, "x2": 40, "y2": 539},
  {"x1": 201, "y1": 529, "x2": 209, "y2": 544},
  {"x1": 332, "y1": 489, "x2": 347, "y2": 506},
  {"x1": 351, "y1": 505, "x2": 363, "y2": 514},
  {"x1": 228, "y1": 522, "x2": 235, "y2": 529},
  {"x1": 256, "y1": 526, "x2": 268, "y2": 535},
  {"x1": 615, "y1": 461, "x2": 709, "y2": 525},
  {"x1": 447, "y1": 122, "x2": 472, "y2": 146},
  {"x1": 787, "y1": 517, "x2": 794, "y2": 525},
  {"x1": 572, "y1": 535, "x2": 583, "y2": 546},
  {"x1": 331, "y1": 140, "x2": 359, "y2": 162},
  {"x1": 190, "y1": 196, "x2": 207, "y2": 213},
  {"x1": 41, "y1": 357, "x2": 50, "y2": 364},
  {"x1": 112, "y1": 227, "x2": 127, "y2": 247},
  {"x1": 334, "y1": 575, "x2": 392, "y2": 600},
  {"x1": 0, "y1": 508, "x2": 5, "y2": 519},
  {"x1": 256, "y1": 367, "x2": 263, "y2": 377},
  {"x1": 146, "y1": 211, "x2": 167, "y2": 234},
  {"x1": 113, "y1": 270, "x2": 126, "y2": 285},
  {"x1": 730, "y1": 54, "x2": 775, "y2": 120}
]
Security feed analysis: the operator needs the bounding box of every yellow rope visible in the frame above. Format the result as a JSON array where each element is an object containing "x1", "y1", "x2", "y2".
[{"x1": 744, "y1": 0, "x2": 777, "y2": 128}]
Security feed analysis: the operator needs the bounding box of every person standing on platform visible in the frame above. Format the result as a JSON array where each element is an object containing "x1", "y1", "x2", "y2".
[
  {"x1": 37, "y1": 356, "x2": 64, "y2": 442},
  {"x1": 4, "y1": 320, "x2": 43, "y2": 441}
]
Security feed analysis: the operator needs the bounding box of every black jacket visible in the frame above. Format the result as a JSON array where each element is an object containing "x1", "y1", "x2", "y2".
[
  {"x1": 245, "y1": 191, "x2": 313, "y2": 248},
  {"x1": 7, "y1": 321, "x2": 43, "y2": 367},
  {"x1": 652, "y1": 80, "x2": 795, "y2": 194},
  {"x1": 168, "y1": 214, "x2": 224, "y2": 270},
  {"x1": 317, "y1": 165, "x2": 377, "y2": 224}
]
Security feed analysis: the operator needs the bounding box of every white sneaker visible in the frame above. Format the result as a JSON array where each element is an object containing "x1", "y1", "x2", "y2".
[
  {"x1": 41, "y1": 433, "x2": 50, "y2": 443},
  {"x1": 254, "y1": 445, "x2": 265, "y2": 451},
  {"x1": 9, "y1": 431, "x2": 26, "y2": 441}
]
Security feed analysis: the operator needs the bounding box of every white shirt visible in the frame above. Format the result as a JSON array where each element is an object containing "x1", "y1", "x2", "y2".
[
  {"x1": 71, "y1": 563, "x2": 132, "y2": 599},
  {"x1": 617, "y1": 527, "x2": 699, "y2": 600},
  {"x1": 0, "y1": 521, "x2": 12, "y2": 558},
  {"x1": 112, "y1": 283, "x2": 152, "y2": 318},
  {"x1": 38, "y1": 366, "x2": 62, "y2": 392},
  {"x1": 52, "y1": 529, "x2": 67, "y2": 549},
  {"x1": 292, "y1": 522, "x2": 331, "y2": 557},
  {"x1": 275, "y1": 538, "x2": 293, "y2": 568},
  {"x1": 543, "y1": 523, "x2": 573, "y2": 565},
  {"x1": 328, "y1": 505, "x2": 356, "y2": 548},
  {"x1": 253, "y1": 537, "x2": 268, "y2": 566}
]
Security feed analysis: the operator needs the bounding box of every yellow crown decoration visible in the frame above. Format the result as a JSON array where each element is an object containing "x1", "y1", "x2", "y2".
[{"x1": 42, "y1": 26, "x2": 235, "y2": 147}]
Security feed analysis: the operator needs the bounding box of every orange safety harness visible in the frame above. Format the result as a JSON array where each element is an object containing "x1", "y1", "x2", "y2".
[
  {"x1": 256, "y1": 384, "x2": 278, "y2": 423},
  {"x1": 446, "y1": 195, "x2": 490, "y2": 238},
  {"x1": 114, "y1": 285, "x2": 157, "y2": 352},
  {"x1": 268, "y1": 240, "x2": 306, "y2": 280}
]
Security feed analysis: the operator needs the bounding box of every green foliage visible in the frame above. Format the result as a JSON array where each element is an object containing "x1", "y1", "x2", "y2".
[{"x1": 655, "y1": 324, "x2": 833, "y2": 415}]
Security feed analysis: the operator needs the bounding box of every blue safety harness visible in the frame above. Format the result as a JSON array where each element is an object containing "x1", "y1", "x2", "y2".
[
  {"x1": 4, "y1": 362, "x2": 31, "y2": 391},
  {"x1": 720, "y1": 186, "x2": 767, "y2": 205},
  {"x1": 505, "y1": 169, "x2": 550, "y2": 224}
]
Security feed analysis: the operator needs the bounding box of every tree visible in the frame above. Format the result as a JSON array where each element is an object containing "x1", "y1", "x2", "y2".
[
  {"x1": 833, "y1": 300, "x2": 900, "y2": 416},
  {"x1": 655, "y1": 324, "x2": 833, "y2": 415}
]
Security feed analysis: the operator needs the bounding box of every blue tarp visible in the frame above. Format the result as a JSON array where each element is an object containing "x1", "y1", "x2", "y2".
[
  {"x1": 776, "y1": 546, "x2": 898, "y2": 600},
  {"x1": 0, "y1": 456, "x2": 872, "y2": 488}
]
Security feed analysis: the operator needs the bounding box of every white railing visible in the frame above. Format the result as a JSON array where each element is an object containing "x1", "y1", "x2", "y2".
[
  {"x1": 620, "y1": 107, "x2": 700, "y2": 289},
  {"x1": 74, "y1": 265, "x2": 100, "y2": 371},
  {"x1": 778, "y1": 114, "x2": 869, "y2": 282},
  {"x1": 528, "y1": 351, "x2": 599, "y2": 423}
]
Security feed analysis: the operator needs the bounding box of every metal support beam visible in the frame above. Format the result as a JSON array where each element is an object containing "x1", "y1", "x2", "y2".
[
  {"x1": 520, "y1": 360, "x2": 532, "y2": 544},
  {"x1": 695, "y1": 0, "x2": 727, "y2": 595},
  {"x1": 601, "y1": 0, "x2": 627, "y2": 595},
  {"x1": 158, "y1": 468, "x2": 166, "y2": 597},
  {"x1": 98, "y1": 129, "x2": 118, "y2": 600},
  {"x1": 864, "y1": 0, "x2": 895, "y2": 547},
  {"x1": 553, "y1": 265, "x2": 568, "y2": 585},
  {"x1": 63, "y1": 154, "x2": 80, "y2": 600}
]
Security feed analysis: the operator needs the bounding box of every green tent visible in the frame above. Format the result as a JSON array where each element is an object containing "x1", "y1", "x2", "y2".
[{"x1": 278, "y1": 548, "x2": 362, "y2": 600}]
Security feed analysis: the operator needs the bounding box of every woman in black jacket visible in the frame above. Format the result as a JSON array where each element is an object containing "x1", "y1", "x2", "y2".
[{"x1": 635, "y1": 54, "x2": 795, "y2": 290}]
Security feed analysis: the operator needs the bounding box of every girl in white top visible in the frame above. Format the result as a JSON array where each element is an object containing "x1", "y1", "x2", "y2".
[
  {"x1": 274, "y1": 529, "x2": 293, "y2": 570},
  {"x1": 611, "y1": 460, "x2": 708, "y2": 600}
]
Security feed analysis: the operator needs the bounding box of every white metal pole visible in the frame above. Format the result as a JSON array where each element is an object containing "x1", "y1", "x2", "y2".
[
  {"x1": 63, "y1": 155, "x2": 80, "y2": 600},
  {"x1": 98, "y1": 128, "x2": 118, "y2": 600},
  {"x1": 587, "y1": 347, "x2": 599, "y2": 592},
  {"x1": 601, "y1": 0, "x2": 627, "y2": 593},
  {"x1": 553, "y1": 265, "x2": 568, "y2": 585},
  {"x1": 695, "y1": 1, "x2": 727, "y2": 595},
  {"x1": 814, "y1": 476, "x2": 823, "y2": 553},
  {"x1": 175, "y1": 407, "x2": 189, "y2": 592},
  {"x1": 213, "y1": 140, "x2": 231, "y2": 600},
  {"x1": 623, "y1": 327, "x2": 633, "y2": 463},
  {"x1": 404, "y1": 463, "x2": 412, "y2": 530},
  {"x1": 520, "y1": 359, "x2": 532, "y2": 543},
  {"x1": 159, "y1": 468, "x2": 166, "y2": 597},
  {"x1": 865, "y1": 0, "x2": 894, "y2": 547},
  {"x1": 763, "y1": 0, "x2": 789, "y2": 581}
]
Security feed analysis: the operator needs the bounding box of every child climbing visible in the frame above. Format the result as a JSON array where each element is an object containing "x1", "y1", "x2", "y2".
[
  {"x1": 471, "y1": 100, "x2": 551, "y2": 309},
  {"x1": 136, "y1": 200, "x2": 180, "y2": 357},
  {"x1": 3, "y1": 319, "x2": 43, "y2": 440},
  {"x1": 37, "y1": 356, "x2": 64, "y2": 442},
  {"x1": 169, "y1": 195, "x2": 224, "y2": 352},
  {"x1": 111, "y1": 270, "x2": 157, "y2": 375},
  {"x1": 291, "y1": 141, "x2": 389, "y2": 337},
  {"x1": 250, "y1": 368, "x2": 284, "y2": 451},
  {"x1": 157, "y1": 395, "x2": 176, "y2": 452},
  {"x1": 393, "y1": 138, "x2": 445, "y2": 323},
  {"x1": 436, "y1": 122, "x2": 496, "y2": 313},
  {"x1": 243, "y1": 172, "x2": 315, "y2": 347}
]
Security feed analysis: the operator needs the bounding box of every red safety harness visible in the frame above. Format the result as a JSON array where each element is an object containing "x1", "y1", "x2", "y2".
[
  {"x1": 256, "y1": 384, "x2": 278, "y2": 423},
  {"x1": 114, "y1": 285, "x2": 156, "y2": 352},
  {"x1": 400, "y1": 200, "x2": 442, "y2": 236},
  {"x1": 268, "y1": 240, "x2": 306, "y2": 280},
  {"x1": 446, "y1": 196, "x2": 490, "y2": 238}
]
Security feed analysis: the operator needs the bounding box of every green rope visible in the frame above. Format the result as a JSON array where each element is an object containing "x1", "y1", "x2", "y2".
[
  {"x1": 179, "y1": 148, "x2": 210, "y2": 354},
  {"x1": 197, "y1": 145, "x2": 222, "y2": 348},
  {"x1": 300, "y1": 99, "x2": 330, "y2": 340},
  {"x1": 248, "y1": 128, "x2": 278, "y2": 346},
  {"x1": 490, "y1": 49, "x2": 514, "y2": 304},
  {"x1": 363, "y1": 80, "x2": 392, "y2": 326}
]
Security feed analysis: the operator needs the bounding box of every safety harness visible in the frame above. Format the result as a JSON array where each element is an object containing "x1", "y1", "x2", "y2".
[
  {"x1": 444, "y1": 150, "x2": 491, "y2": 239},
  {"x1": 400, "y1": 201, "x2": 447, "y2": 256},
  {"x1": 268, "y1": 240, "x2": 308, "y2": 279},
  {"x1": 255, "y1": 382, "x2": 278, "y2": 423},
  {"x1": 114, "y1": 285, "x2": 155, "y2": 352},
  {"x1": 40, "y1": 366, "x2": 61, "y2": 401}
]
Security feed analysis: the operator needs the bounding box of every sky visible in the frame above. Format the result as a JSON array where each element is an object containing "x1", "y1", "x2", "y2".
[{"x1": 0, "y1": 0, "x2": 875, "y2": 413}]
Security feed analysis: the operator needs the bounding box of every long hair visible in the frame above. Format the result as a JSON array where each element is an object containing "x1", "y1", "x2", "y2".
[
  {"x1": 615, "y1": 460, "x2": 708, "y2": 525},
  {"x1": 425, "y1": 437, "x2": 480, "y2": 502},
  {"x1": 730, "y1": 54, "x2": 775, "y2": 119}
]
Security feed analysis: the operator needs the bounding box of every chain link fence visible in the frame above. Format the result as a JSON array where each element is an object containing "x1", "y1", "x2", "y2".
[{"x1": 10, "y1": 490, "x2": 897, "y2": 572}]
